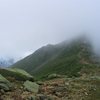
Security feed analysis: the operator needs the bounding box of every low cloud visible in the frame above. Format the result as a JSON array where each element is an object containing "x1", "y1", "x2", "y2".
[{"x1": 0, "y1": 0, "x2": 100, "y2": 60}]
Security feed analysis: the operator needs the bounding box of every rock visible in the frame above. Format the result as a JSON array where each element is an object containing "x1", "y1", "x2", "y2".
[
  {"x1": 37, "y1": 81, "x2": 44, "y2": 85},
  {"x1": 28, "y1": 95, "x2": 36, "y2": 100},
  {"x1": 47, "y1": 95, "x2": 59, "y2": 100},
  {"x1": 0, "y1": 74, "x2": 12, "y2": 91},
  {"x1": 48, "y1": 74, "x2": 61, "y2": 79},
  {"x1": 65, "y1": 82, "x2": 69, "y2": 86},
  {"x1": 54, "y1": 86, "x2": 67, "y2": 92},
  {"x1": 0, "y1": 89, "x2": 5, "y2": 94},
  {"x1": 55, "y1": 92, "x2": 62, "y2": 97},
  {"x1": 84, "y1": 92, "x2": 88, "y2": 96},
  {"x1": 23, "y1": 81, "x2": 39, "y2": 93},
  {"x1": 37, "y1": 94, "x2": 47, "y2": 100},
  {"x1": 62, "y1": 97, "x2": 68, "y2": 100},
  {"x1": 0, "y1": 68, "x2": 34, "y2": 81}
]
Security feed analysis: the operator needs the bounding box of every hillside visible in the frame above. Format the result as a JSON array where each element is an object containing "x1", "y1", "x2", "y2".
[
  {"x1": 1, "y1": 38, "x2": 100, "y2": 100},
  {"x1": 11, "y1": 38, "x2": 100, "y2": 79},
  {"x1": 1, "y1": 67, "x2": 100, "y2": 100}
]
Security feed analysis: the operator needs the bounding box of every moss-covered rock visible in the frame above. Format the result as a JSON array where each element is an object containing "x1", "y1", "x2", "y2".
[
  {"x1": 23, "y1": 81, "x2": 39, "y2": 93},
  {"x1": 47, "y1": 74, "x2": 62, "y2": 79},
  {"x1": 0, "y1": 68, "x2": 34, "y2": 81},
  {"x1": 0, "y1": 74, "x2": 12, "y2": 91}
]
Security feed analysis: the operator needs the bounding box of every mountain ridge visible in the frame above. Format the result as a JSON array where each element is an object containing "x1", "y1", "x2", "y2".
[{"x1": 11, "y1": 37, "x2": 99, "y2": 79}]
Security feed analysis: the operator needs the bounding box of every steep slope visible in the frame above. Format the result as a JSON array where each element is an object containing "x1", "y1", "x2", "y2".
[
  {"x1": 11, "y1": 44, "x2": 63, "y2": 73},
  {"x1": 11, "y1": 38, "x2": 98, "y2": 79}
]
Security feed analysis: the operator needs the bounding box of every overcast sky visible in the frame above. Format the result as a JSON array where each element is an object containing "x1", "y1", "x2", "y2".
[{"x1": 0, "y1": 0, "x2": 100, "y2": 60}]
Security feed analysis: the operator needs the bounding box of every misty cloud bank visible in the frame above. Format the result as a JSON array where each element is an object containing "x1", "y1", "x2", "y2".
[{"x1": 0, "y1": 0, "x2": 100, "y2": 60}]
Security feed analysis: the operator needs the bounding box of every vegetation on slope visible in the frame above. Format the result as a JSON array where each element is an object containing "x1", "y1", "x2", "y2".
[
  {"x1": 11, "y1": 38, "x2": 97, "y2": 79},
  {"x1": 12, "y1": 44, "x2": 62, "y2": 73},
  {"x1": 34, "y1": 40, "x2": 94, "y2": 79},
  {"x1": 0, "y1": 38, "x2": 100, "y2": 100}
]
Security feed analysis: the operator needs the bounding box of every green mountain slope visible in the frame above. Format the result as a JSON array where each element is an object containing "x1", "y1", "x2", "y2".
[
  {"x1": 11, "y1": 38, "x2": 99, "y2": 79},
  {"x1": 11, "y1": 44, "x2": 63, "y2": 73}
]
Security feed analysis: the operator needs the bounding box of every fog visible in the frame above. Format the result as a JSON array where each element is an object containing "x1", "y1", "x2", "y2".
[{"x1": 0, "y1": 0, "x2": 100, "y2": 60}]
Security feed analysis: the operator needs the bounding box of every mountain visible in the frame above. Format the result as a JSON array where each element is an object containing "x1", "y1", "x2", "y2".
[
  {"x1": 11, "y1": 37, "x2": 100, "y2": 79},
  {"x1": 1, "y1": 38, "x2": 100, "y2": 100}
]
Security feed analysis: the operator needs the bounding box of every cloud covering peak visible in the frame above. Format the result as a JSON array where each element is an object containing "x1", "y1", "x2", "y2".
[{"x1": 0, "y1": 0, "x2": 100, "y2": 60}]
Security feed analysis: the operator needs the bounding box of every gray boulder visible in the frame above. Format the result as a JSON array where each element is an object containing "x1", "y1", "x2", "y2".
[{"x1": 23, "y1": 81, "x2": 39, "y2": 93}]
